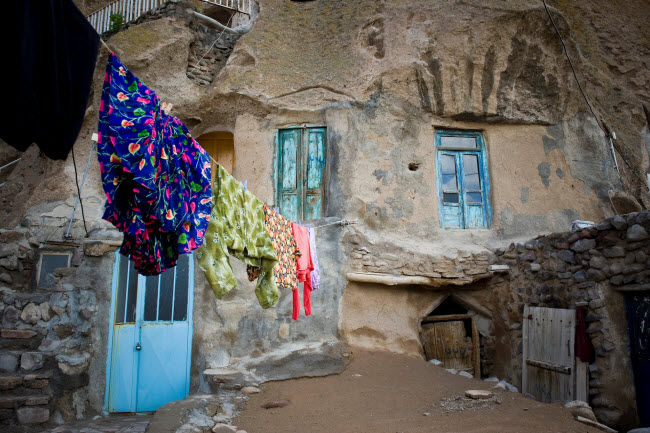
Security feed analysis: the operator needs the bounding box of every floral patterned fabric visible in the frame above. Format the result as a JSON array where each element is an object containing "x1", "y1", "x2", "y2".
[
  {"x1": 252, "y1": 205, "x2": 301, "y2": 292},
  {"x1": 198, "y1": 164, "x2": 279, "y2": 308},
  {"x1": 97, "y1": 54, "x2": 212, "y2": 275}
]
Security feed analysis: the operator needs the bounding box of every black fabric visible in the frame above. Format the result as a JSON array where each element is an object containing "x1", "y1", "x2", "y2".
[{"x1": 0, "y1": 0, "x2": 99, "y2": 160}]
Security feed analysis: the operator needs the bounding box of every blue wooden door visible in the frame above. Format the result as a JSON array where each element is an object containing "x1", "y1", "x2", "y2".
[
  {"x1": 107, "y1": 253, "x2": 194, "y2": 413},
  {"x1": 277, "y1": 127, "x2": 326, "y2": 221},
  {"x1": 625, "y1": 293, "x2": 650, "y2": 426}
]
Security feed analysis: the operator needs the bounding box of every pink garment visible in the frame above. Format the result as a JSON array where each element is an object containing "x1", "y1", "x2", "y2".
[{"x1": 291, "y1": 222, "x2": 314, "y2": 320}]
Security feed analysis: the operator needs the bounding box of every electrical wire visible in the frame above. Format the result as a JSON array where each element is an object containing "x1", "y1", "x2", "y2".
[
  {"x1": 541, "y1": 0, "x2": 646, "y2": 187},
  {"x1": 71, "y1": 147, "x2": 89, "y2": 237}
]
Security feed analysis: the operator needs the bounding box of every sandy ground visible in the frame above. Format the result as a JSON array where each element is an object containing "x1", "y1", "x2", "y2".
[{"x1": 234, "y1": 350, "x2": 600, "y2": 433}]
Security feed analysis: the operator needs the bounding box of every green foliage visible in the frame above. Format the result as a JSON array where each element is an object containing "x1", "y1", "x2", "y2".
[{"x1": 109, "y1": 13, "x2": 124, "y2": 34}]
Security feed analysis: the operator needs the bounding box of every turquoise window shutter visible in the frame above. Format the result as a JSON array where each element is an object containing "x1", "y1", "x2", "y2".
[
  {"x1": 278, "y1": 129, "x2": 300, "y2": 222},
  {"x1": 305, "y1": 127, "x2": 326, "y2": 220},
  {"x1": 277, "y1": 127, "x2": 326, "y2": 221}
]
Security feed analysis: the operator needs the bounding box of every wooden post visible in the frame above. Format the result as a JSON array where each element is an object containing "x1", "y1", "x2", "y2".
[
  {"x1": 522, "y1": 304, "x2": 529, "y2": 396},
  {"x1": 471, "y1": 318, "x2": 480, "y2": 378}
]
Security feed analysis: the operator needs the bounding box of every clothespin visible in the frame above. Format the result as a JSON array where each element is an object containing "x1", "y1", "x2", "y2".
[
  {"x1": 91, "y1": 133, "x2": 99, "y2": 142},
  {"x1": 243, "y1": 180, "x2": 247, "y2": 191}
]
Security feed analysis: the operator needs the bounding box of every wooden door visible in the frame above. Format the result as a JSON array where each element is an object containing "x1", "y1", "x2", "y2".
[
  {"x1": 522, "y1": 306, "x2": 576, "y2": 403},
  {"x1": 422, "y1": 319, "x2": 475, "y2": 373},
  {"x1": 625, "y1": 292, "x2": 650, "y2": 426},
  {"x1": 197, "y1": 131, "x2": 235, "y2": 180}
]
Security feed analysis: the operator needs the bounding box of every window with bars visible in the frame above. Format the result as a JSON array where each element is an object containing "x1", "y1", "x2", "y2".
[
  {"x1": 276, "y1": 127, "x2": 326, "y2": 222},
  {"x1": 435, "y1": 130, "x2": 491, "y2": 229}
]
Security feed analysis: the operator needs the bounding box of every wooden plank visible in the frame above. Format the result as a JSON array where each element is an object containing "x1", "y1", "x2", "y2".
[
  {"x1": 421, "y1": 314, "x2": 470, "y2": 323},
  {"x1": 526, "y1": 359, "x2": 571, "y2": 374},
  {"x1": 422, "y1": 321, "x2": 473, "y2": 372},
  {"x1": 471, "y1": 317, "x2": 480, "y2": 378},
  {"x1": 524, "y1": 306, "x2": 576, "y2": 403},
  {"x1": 522, "y1": 304, "x2": 529, "y2": 398},
  {"x1": 575, "y1": 360, "x2": 589, "y2": 402}
]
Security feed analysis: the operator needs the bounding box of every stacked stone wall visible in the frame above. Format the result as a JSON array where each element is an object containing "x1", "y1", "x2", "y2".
[
  {"x1": 489, "y1": 210, "x2": 650, "y2": 429},
  {"x1": 0, "y1": 229, "x2": 110, "y2": 431}
]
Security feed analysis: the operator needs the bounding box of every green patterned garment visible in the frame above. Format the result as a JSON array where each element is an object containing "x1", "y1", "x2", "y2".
[{"x1": 198, "y1": 164, "x2": 279, "y2": 308}]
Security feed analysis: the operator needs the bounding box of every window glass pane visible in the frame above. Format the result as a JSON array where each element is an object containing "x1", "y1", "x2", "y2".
[
  {"x1": 173, "y1": 255, "x2": 190, "y2": 322},
  {"x1": 462, "y1": 154, "x2": 481, "y2": 191},
  {"x1": 443, "y1": 192, "x2": 459, "y2": 204},
  {"x1": 125, "y1": 260, "x2": 138, "y2": 323},
  {"x1": 38, "y1": 254, "x2": 69, "y2": 288},
  {"x1": 440, "y1": 154, "x2": 458, "y2": 192},
  {"x1": 115, "y1": 254, "x2": 129, "y2": 324},
  {"x1": 440, "y1": 135, "x2": 478, "y2": 149},
  {"x1": 158, "y1": 268, "x2": 175, "y2": 321},
  {"x1": 466, "y1": 192, "x2": 483, "y2": 204},
  {"x1": 144, "y1": 275, "x2": 159, "y2": 321}
]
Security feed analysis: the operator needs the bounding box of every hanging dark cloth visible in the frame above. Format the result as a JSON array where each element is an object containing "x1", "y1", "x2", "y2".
[
  {"x1": 0, "y1": 0, "x2": 99, "y2": 159},
  {"x1": 575, "y1": 305, "x2": 594, "y2": 363}
]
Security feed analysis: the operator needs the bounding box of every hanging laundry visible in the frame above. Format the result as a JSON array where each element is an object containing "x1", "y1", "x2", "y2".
[
  {"x1": 247, "y1": 206, "x2": 301, "y2": 307},
  {"x1": 1, "y1": 0, "x2": 99, "y2": 159},
  {"x1": 198, "y1": 164, "x2": 279, "y2": 308},
  {"x1": 307, "y1": 226, "x2": 321, "y2": 290},
  {"x1": 97, "y1": 54, "x2": 212, "y2": 275},
  {"x1": 291, "y1": 223, "x2": 314, "y2": 320}
]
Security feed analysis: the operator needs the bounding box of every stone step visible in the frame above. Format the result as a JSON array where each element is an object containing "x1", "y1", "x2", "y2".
[{"x1": 0, "y1": 394, "x2": 50, "y2": 408}]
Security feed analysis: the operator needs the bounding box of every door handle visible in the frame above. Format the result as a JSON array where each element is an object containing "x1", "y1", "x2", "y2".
[{"x1": 135, "y1": 342, "x2": 141, "y2": 351}]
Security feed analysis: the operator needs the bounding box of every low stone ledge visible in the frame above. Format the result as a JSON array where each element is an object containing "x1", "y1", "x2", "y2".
[{"x1": 346, "y1": 271, "x2": 491, "y2": 288}]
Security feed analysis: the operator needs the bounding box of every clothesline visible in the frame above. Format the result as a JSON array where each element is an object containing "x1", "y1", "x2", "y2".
[{"x1": 207, "y1": 155, "x2": 355, "y2": 230}]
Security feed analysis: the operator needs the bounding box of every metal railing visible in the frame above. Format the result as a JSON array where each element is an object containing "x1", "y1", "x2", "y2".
[
  {"x1": 88, "y1": 0, "x2": 164, "y2": 34},
  {"x1": 87, "y1": 0, "x2": 252, "y2": 35}
]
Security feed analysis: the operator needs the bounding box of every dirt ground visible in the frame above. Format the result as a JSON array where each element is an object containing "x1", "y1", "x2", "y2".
[{"x1": 234, "y1": 350, "x2": 600, "y2": 433}]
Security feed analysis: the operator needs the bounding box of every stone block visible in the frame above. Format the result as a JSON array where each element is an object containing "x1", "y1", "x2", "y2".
[
  {"x1": 0, "y1": 375, "x2": 22, "y2": 390},
  {"x1": 38, "y1": 303, "x2": 51, "y2": 322},
  {"x1": 25, "y1": 378, "x2": 48, "y2": 389},
  {"x1": 0, "y1": 273, "x2": 12, "y2": 284},
  {"x1": 610, "y1": 215, "x2": 627, "y2": 230},
  {"x1": 16, "y1": 406, "x2": 49, "y2": 424},
  {"x1": 608, "y1": 262, "x2": 624, "y2": 275},
  {"x1": 0, "y1": 352, "x2": 18, "y2": 372},
  {"x1": 623, "y1": 264, "x2": 644, "y2": 275},
  {"x1": 610, "y1": 275, "x2": 624, "y2": 285},
  {"x1": 571, "y1": 239, "x2": 595, "y2": 252},
  {"x1": 586, "y1": 269, "x2": 606, "y2": 281},
  {"x1": 589, "y1": 256, "x2": 608, "y2": 270},
  {"x1": 589, "y1": 299, "x2": 605, "y2": 309},
  {"x1": 627, "y1": 224, "x2": 648, "y2": 241},
  {"x1": 21, "y1": 352, "x2": 44, "y2": 371},
  {"x1": 25, "y1": 395, "x2": 50, "y2": 406},
  {"x1": 20, "y1": 303, "x2": 41, "y2": 324},
  {"x1": 1, "y1": 329, "x2": 37, "y2": 339},
  {"x1": 603, "y1": 246, "x2": 625, "y2": 258},
  {"x1": 558, "y1": 250, "x2": 574, "y2": 263},
  {"x1": 573, "y1": 270, "x2": 587, "y2": 282}
]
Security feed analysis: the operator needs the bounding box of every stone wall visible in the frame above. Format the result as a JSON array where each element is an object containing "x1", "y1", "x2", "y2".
[
  {"x1": 0, "y1": 228, "x2": 115, "y2": 431},
  {"x1": 488, "y1": 210, "x2": 650, "y2": 430}
]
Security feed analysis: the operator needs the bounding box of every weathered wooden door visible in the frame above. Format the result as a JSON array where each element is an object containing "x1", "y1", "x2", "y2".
[
  {"x1": 624, "y1": 293, "x2": 650, "y2": 426},
  {"x1": 107, "y1": 253, "x2": 194, "y2": 412},
  {"x1": 421, "y1": 315, "x2": 480, "y2": 375},
  {"x1": 197, "y1": 131, "x2": 235, "y2": 179},
  {"x1": 522, "y1": 306, "x2": 575, "y2": 403}
]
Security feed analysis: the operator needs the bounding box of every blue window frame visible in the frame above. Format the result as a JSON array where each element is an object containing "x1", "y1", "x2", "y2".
[
  {"x1": 435, "y1": 130, "x2": 491, "y2": 229},
  {"x1": 276, "y1": 127, "x2": 326, "y2": 221}
]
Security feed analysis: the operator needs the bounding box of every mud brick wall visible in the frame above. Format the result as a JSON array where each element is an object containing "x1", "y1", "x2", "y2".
[{"x1": 489, "y1": 210, "x2": 650, "y2": 429}]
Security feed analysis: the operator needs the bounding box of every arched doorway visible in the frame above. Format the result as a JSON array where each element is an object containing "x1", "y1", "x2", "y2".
[{"x1": 197, "y1": 131, "x2": 235, "y2": 178}]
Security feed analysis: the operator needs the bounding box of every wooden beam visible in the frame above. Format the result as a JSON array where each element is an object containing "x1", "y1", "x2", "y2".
[
  {"x1": 526, "y1": 359, "x2": 571, "y2": 374},
  {"x1": 421, "y1": 314, "x2": 470, "y2": 323}
]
